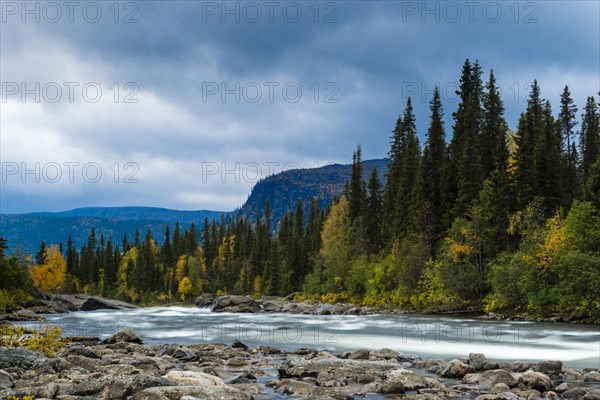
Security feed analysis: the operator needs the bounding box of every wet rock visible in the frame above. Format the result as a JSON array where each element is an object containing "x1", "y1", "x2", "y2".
[
  {"x1": 563, "y1": 368, "x2": 583, "y2": 380},
  {"x1": 126, "y1": 375, "x2": 177, "y2": 395},
  {"x1": 211, "y1": 295, "x2": 260, "y2": 313},
  {"x1": 535, "y1": 360, "x2": 563, "y2": 376},
  {"x1": 0, "y1": 347, "x2": 53, "y2": 374},
  {"x1": 561, "y1": 387, "x2": 588, "y2": 399},
  {"x1": 468, "y1": 353, "x2": 499, "y2": 371},
  {"x1": 165, "y1": 370, "x2": 224, "y2": 386},
  {"x1": 584, "y1": 389, "x2": 600, "y2": 400},
  {"x1": 479, "y1": 369, "x2": 517, "y2": 389},
  {"x1": 231, "y1": 339, "x2": 248, "y2": 351},
  {"x1": 510, "y1": 361, "x2": 534, "y2": 372},
  {"x1": 554, "y1": 382, "x2": 569, "y2": 393},
  {"x1": 584, "y1": 371, "x2": 600, "y2": 382},
  {"x1": 371, "y1": 348, "x2": 398, "y2": 360},
  {"x1": 102, "y1": 328, "x2": 143, "y2": 344},
  {"x1": 129, "y1": 385, "x2": 252, "y2": 400},
  {"x1": 474, "y1": 393, "x2": 520, "y2": 400},
  {"x1": 518, "y1": 370, "x2": 552, "y2": 392},
  {"x1": 79, "y1": 297, "x2": 119, "y2": 311},
  {"x1": 381, "y1": 368, "x2": 445, "y2": 393},
  {"x1": 348, "y1": 349, "x2": 370, "y2": 360},
  {"x1": 438, "y1": 359, "x2": 475, "y2": 378},
  {"x1": 194, "y1": 293, "x2": 215, "y2": 308}
]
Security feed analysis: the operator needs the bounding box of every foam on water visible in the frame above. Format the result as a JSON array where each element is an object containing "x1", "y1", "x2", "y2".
[{"x1": 36, "y1": 306, "x2": 600, "y2": 369}]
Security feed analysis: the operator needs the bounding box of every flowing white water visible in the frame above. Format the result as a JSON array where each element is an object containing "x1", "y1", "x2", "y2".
[{"x1": 30, "y1": 307, "x2": 600, "y2": 369}]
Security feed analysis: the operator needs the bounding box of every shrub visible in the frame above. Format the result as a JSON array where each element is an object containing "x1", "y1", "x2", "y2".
[{"x1": 0, "y1": 323, "x2": 65, "y2": 357}]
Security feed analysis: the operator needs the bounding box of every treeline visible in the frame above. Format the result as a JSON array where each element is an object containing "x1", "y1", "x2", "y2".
[
  {"x1": 305, "y1": 59, "x2": 600, "y2": 319},
  {"x1": 0, "y1": 199, "x2": 325, "y2": 307}
]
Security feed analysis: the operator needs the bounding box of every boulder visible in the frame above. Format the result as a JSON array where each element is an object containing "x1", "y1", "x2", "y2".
[
  {"x1": 381, "y1": 368, "x2": 444, "y2": 393},
  {"x1": 518, "y1": 370, "x2": 552, "y2": 392},
  {"x1": 584, "y1": 371, "x2": 600, "y2": 382},
  {"x1": 79, "y1": 297, "x2": 121, "y2": 311},
  {"x1": 0, "y1": 348, "x2": 52, "y2": 374},
  {"x1": 438, "y1": 359, "x2": 475, "y2": 378},
  {"x1": 561, "y1": 387, "x2": 588, "y2": 399},
  {"x1": 102, "y1": 329, "x2": 143, "y2": 344},
  {"x1": 0, "y1": 369, "x2": 13, "y2": 389},
  {"x1": 130, "y1": 385, "x2": 251, "y2": 400},
  {"x1": 348, "y1": 349, "x2": 370, "y2": 360},
  {"x1": 478, "y1": 369, "x2": 517, "y2": 389},
  {"x1": 584, "y1": 389, "x2": 600, "y2": 400},
  {"x1": 535, "y1": 360, "x2": 563, "y2": 376},
  {"x1": 211, "y1": 296, "x2": 260, "y2": 313},
  {"x1": 231, "y1": 339, "x2": 248, "y2": 351},
  {"x1": 165, "y1": 370, "x2": 224, "y2": 386},
  {"x1": 468, "y1": 353, "x2": 499, "y2": 371},
  {"x1": 194, "y1": 294, "x2": 215, "y2": 308}
]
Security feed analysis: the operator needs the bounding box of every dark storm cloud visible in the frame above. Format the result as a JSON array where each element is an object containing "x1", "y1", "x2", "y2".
[{"x1": 1, "y1": 0, "x2": 598, "y2": 213}]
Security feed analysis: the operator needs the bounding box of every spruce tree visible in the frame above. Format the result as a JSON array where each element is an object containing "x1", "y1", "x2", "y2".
[
  {"x1": 580, "y1": 96, "x2": 600, "y2": 181},
  {"x1": 558, "y1": 85, "x2": 579, "y2": 203},
  {"x1": 365, "y1": 166, "x2": 383, "y2": 253}
]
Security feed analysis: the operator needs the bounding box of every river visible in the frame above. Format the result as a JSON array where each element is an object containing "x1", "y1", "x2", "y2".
[{"x1": 29, "y1": 306, "x2": 600, "y2": 369}]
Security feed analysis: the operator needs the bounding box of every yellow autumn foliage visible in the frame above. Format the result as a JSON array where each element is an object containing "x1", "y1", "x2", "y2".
[
  {"x1": 536, "y1": 213, "x2": 566, "y2": 270},
  {"x1": 29, "y1": 244, "x2": 66, "y2": 293},
  {"x1": 178, "y1": 276, "x2": 192, "y2": 301}
]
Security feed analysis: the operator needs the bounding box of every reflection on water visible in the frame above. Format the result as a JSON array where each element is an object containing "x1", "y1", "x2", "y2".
[{"x1": 27, "y1": 306, "x2": 600, "y2": 369}]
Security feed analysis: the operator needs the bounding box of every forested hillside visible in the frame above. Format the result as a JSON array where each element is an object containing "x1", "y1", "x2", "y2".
[{"x1": 2, "y1": 59, "x2": 599, "y2": 320}]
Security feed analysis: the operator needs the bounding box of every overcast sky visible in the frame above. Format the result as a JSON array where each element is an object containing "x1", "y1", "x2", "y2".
[{"x1": 1, "y1": 0, "x2": 598, "y2": 213}]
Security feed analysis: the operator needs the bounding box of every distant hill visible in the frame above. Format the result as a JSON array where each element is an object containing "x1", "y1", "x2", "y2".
[
  {"x1": 0, "y1": 208, "x2": 228, "y2": 254},
  {"x1": 1, "y1": 159, "x2": 388, "y2": 253},
  {"x1": 26, "y1": 207, "x2": 223, "y2": 224},
  {"x1": 234, "y1": 159, "x2": 388, "y2": 226}
]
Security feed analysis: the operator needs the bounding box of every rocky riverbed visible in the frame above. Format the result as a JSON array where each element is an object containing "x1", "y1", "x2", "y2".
[{"x1": 1, "y1": 328, "x2": 599, "y2": 400}]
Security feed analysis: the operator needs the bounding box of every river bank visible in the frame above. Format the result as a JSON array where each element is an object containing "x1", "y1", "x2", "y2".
[
  {"x1": 1, "y1": 327, "x2": 599, "y2": 400},
  {"x1": 2, "y1": 294, "x2": 599, "y2": 325}
]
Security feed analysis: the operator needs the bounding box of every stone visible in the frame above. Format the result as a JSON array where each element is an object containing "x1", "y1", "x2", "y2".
[
  {"x1": 61, "y1": 381, "x2": 104, "y2": 396},
  {"x1": 231, "y1": 339, "x2": 248, "y2": 351},
  {"x1": 438, "y1": 359, "x2": 475, "y2": 378},
  {"x1": 102, "y1": 329, "x2": 143, "y2": 344},
  {"x1": 61, "y1": 347, "x2": 102, "y2": 359},
  {"x1": 164, "y1": 370, "x2": 224, "y2": 386},
  {"x1": 561, "y1": 387, "x2": 588, "y2": 399},
  {"x1": 0, "y1": 347, "x2": 52, "y2": 374},
  {"x1": 194, "y1": 293, "x2": 215, "y2": 308},
  {"x1": 479, "y1": 369, "x2": 517, "y2": 389},
  {"x1": 381, "y1": 368, "x2": 445, "y2": 394},
  {"x1": 584, "y1": 371, "x2": 600, "y2": 382},
  {"x1": 555, "y1": 382, "x2": 569, "y2": 392},
  {"x1": 348, "y1": 349, "x2": 370, "y2": 360},
  {"x1": 0, "y1": 369, "x2": 13, "y2": 389},
  {"x1": 584, "y1": 389, "x2": 600, "y2": 400},
  {"x1": 535, "y1": 360, "x2": 563, "y2": 376},
  {"x1": 211, "y1": 295, "x2": 260, "y2": 313},
  {"x1": 126, "y1": 375, "x2": 177, "y2": 395},
  {"x1": 518, "y1": 370, "x2": 552, "y2": 392},
  {"x1": 370, "y1": 348, "x2": 399, "y2": 360},
  {"x1": 468, "y1": 353, "x2": 499, "y2": 371},
  {"x1": 130, "y1": 385, "x2": 252, "y2": 400},
  {"x1": 37, "y1": 382, "x2": 59, "y2": 399}
]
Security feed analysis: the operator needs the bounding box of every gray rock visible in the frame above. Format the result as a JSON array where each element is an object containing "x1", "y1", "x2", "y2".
[
  {"x1": 0, "y1": 369, "x2": 13, "y2": 389},
  {"x1": 371, "y1": 348, "x2": 399, "y2": 360},
  {"x1": 561, "y1": 387, "x2": 588, "y2": 399},
  {"x1": 474, "y1": 393, "x2": 520, "y2": 400},
  {"x1": 348, "y1": 349, "x2": 370, "y2": 360},
  {"x1": 554, "y1": 382, "x2": 569, "y2": 393},
  {"x1": 102, "y1": 328, "x2": 143, "y2": 344},
  {"x1": 37, "y1": 382, "x2": 59, "y2": 399},
  {"x1": 130, "y1": 385, "x2": 252, "y2": 400},
  {"x1": 79, "y1": 297, "x2": 121, "y2": 311},
  {"x1": 584, "y1": 371, "x2": 600, "y2": 382},
  {"x1": 0, "y1": 347, "x2": 52, "y2": 374},
  {"x1": 381, "y1": 368, "x2": 445, "y2": 393},
  {"x1": 584, "y1": 389, "x2": 600, "y2": 400},
  {"x1": 61, "y1": 380, "x2": 104, "y2": 396},
  {"x1": 510, "y1": 361, "x2": 534, "y2": 372},
  {"x1": 231, "y1": 339, "x2": 248, "y2": 351},
  {"x1": 126, "y1": 375, "x2": 177, "y2": 395},
  {"x1": 518, "y1": 370, "x2": 552, "y2": 392},
  {"x1": 468, "y1": 353, "x2": 499, "y2": 371},
  {"x1": 438, "y1": 359, "x2": 475, "y2": 378},
  {"x1": 194, "y1": 294, "x2": 215, "y2": 308},
  {"x1": 61, "y1": 347, "x2": 102, "y2": 359},
  {"x1": 211, "y1": 295, "x2": 260, "y2": 313},
  {"x1": 479, "y1": 369, "x2": 517, "y2": 389},
  {"x1": 535, "y1": 360, "x2": 563, "y2": 376}
]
